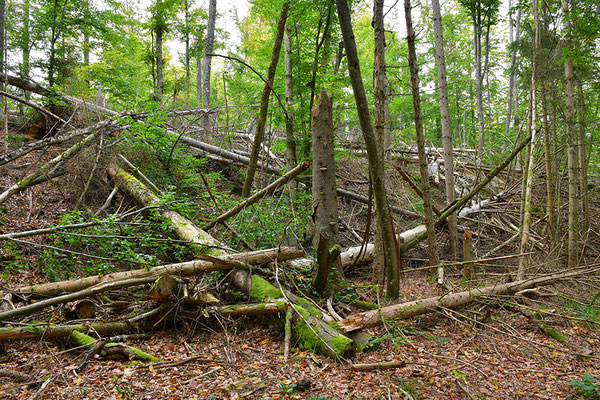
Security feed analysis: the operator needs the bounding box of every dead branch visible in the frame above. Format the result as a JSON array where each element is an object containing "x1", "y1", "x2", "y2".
[
  {"x1": 338, "y1": 266, "x2": 600, "y2": 332},
  {"x1": 0, "y1": 131, "x2": 101, "y2": 204},
  {"x1": 352, "y1": 360, "x2": 406, "y2": 371},
  {"x1": 15, "y1": 246, "x2": 304, "y2": 296},
  {"x1": 204, "y1": 161, "x2": 309, "y2": 230},
  {"x1": 0, "y1": 89, "x2": 70, "y2": 126}
]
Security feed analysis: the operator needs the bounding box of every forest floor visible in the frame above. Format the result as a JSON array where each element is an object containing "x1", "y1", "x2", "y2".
[{"x1": 1, "y1": 131, "x2": 600, "y2": 400}]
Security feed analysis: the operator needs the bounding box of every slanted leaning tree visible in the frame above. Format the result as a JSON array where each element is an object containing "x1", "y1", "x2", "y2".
[
  {"x1": 336, "y1": 0, "x2": 400, "y2": 298},
  {"x1": 242, "y1": 2, "x2": 289, "y2": 197}
]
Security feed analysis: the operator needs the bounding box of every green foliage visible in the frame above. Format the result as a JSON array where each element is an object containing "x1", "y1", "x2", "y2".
[
  {"x1": 278, "y1": 381, "x2": 297, "y2": 394},
  {"x1": 309, "y1": 396, "x2": 339, "y2": 400},
  {"x1": 1, "y1": 242, "x2": 29, "y2": 280},
  {"x1": 38, "y1": 210, "x2": 194, "y2": 281},
  {"x1": 569, "y1": 374, "x2": 600, "y2": 398},
  {"x1": 566, "y1": 293, "x2": 600, "y2": 325},
  {"x1": 393, "y1": 378, "x2": 424, "y2": 400}
]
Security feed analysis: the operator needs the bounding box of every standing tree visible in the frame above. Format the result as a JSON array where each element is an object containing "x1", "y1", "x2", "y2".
[
  {"x1": 458, "y1": 0, "x2": 500, "y2": 154},
  {"x1": 517, "y1": 0, "x2": 539, "y2": 281},
  {"x1": 561, "y1": 0, "x2": 579, "y2": 270},
  {"x1": 404, "y1": 0, "x2": 440, "y2": 279},
  {"x1": 311, "y1": 91, "x2": 339, "y2": 293},
  {"x1": 202, "y1": 0, "x2": 216, "y2": 109},
  {"x1": 336, "y1": 0, "x2": 400, "y2": 298},
  {"x1": 241, "y1": 2, "x2": 289, "y2": 197},
  {"x1": 284, "y1": 21, "x2": 297, "y2": 204},
  {"x1": 431, "y1": 0, "x2": 457, "y2": 260}
]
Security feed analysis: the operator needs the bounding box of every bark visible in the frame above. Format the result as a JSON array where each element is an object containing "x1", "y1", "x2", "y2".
[
  {"x1": 311, "y1": 92, "x2": 339, "y2": 292},
  {"x1": 0, "y1": 90, "x2": 69, "y2": 125},
  {"x1": 352, "y1": 360, "x2": 406, "y2": 371},
  {"x1": 202, "y1": 0, "x2": 216, "y2": 109},
  {"x1": 204, "y1": 161, "x2": 309, "y2": 230},
  {"x1": 284, "y1": 22, "x2": 297, "y2": 203},
  {"x1": 0, "y1": 132, "x2": 100, "y2": 205},
  {"x1": 16, "y1": 247, "x2": 303, "y2": 296},
  {"x1": 336, "y1": 0, "x2": 400, "y2": 299},
  {"x1": 390, "y1": 164, "x2": 441, "y2": 215},
  {"x1": 196, "y1": 57, "x2": 202, "y2": 106},
  {"x1": 242, "y1": 2, "x2": 289, "y2": 197},
  {"x1": 517, "y1": 0, "x2": 539, "y2": 281},
  {"x1": 541, "y1": 84, "x2": 556, "y2": 242},
  {"x1": 404, "y1": 0, "x2": 440, "y2": 279},
  {"x1": 338, "y1": 267, "x2": 598, "y2": 332},
  {"x1": 184, "y1": 0, "x2": 190, "y2": 105},
  {"x1": 70, "y1": 331, "x2": 161, "y2": 362},
  {"x1": 431, "y1": 0, "x2": 457, "y2": 260},
  {"x1": 576, "y1": 76, "x2": 588, "y2": 234},
  {"x1": 462, "y1": 231, "x2": 474, "y2": 280},
  {"x1": 561, "y1": 0, "x2": 579, "y2": 269},
  {"x1": 22, "y1": 0, "x2": 30, "y2": 103},
  {"x1": 214, "y1": 301, "x2": 287, "y2": 317},
  {"x1": 503, "y1": 0, "x2": 521, "y2": 150},
  {"x1": 372, "y1": 0, "x2": 389, "y2": 287}
]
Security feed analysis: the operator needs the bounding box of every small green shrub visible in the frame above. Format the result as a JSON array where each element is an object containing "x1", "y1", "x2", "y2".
[{"x1": 569, "y1": 374, "x2": 600, "y2": 398}]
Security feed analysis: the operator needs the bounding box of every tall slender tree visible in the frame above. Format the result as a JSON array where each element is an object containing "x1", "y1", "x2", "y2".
[
  {"x1": 431, "y1": 0, "x2": 457, "y2": 260},
  {"x1": 336, "y1": 0, "x2": 400, "y2": 298},
  {"x1": 561, "y1": 0, "x2": 579, "y2": 269},
  {"x1": 242, "y1": 2, "x2": 289, "y2": 197},
  {"x1": 404, "y1": 0, "x2": 439, "y2": 279},
  {"x1": 202, "y1": 0, "x2": 216, "y2": 109}
]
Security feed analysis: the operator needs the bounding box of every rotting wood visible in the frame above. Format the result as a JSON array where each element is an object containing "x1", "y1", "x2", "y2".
[
  {"x1": 336, "y1": 187, "x2": 422, "y2": 219},
  {"x1": 338, "y1": 266, "x2": 600, "y2": 332},
  {"x1": 213, "y1": 301, "x2": 288, "y2": 317},
  {"x1": 0, "y1": 89, "x2": 70, "y2": 126},
  {"x1": 204, "y1": 161, "x2": 309, "y2": 230},
  {"x1": 70, "y1": 330, "x2": 161, "y2": 362}
]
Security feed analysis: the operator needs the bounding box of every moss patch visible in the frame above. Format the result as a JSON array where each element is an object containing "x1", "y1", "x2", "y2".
[{"x1": 250, "y1": 275, "x2": 283, "y2": 301}]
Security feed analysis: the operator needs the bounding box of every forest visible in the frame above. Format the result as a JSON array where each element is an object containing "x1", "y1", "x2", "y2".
[{"x1": 0, "y1": 0, "x2": 599, "y2": 398}]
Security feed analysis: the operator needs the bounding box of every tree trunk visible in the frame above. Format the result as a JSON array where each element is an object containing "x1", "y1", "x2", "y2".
[
  {"x1": 196, "y1": 57, "x2": 202, "y2": 106},
  {"x1": 311, "y1": 91, "x2": 339, "y2": 292},
  {"x1": 22, "y1": 0, "x2": 31, "y2": 105},
  {"x1": 431, "y1": 0, "x2": 457, "y2": 260},
  {"x1": 503, "y1": 0, "x2": 521, "y2": 151},
  {"x1": 561, "y1": 0, "x2": 579, "y2": 270},
  {"x1": 202, "y1": 0, "x2": 216, "y2": 109},
  {"x1": 404, "y1": 0, "x2": 440, "y2": 281},
  {"x1": 241, "y1": 2, "x2": 289, "y2": 197},
  {"x1": 109, "y1": 162, "x2": 352, "y2": 359},
  {"x1": 184, "y1": 0, "x2": 191, "y2": 106},
  {"x1": 336, "y1": 0, "x2": 400, "y2": 299},
  {"x1": 541, "y1": 84, "x2": 556, "y2": 243},
  {"x1": 576, "y1": 76, "x2": 588, "y2": 235},
  {"x1": 474, "y1": 13, "x2": 485, "y2": 154},
  {"x1": 517, "y1": 0, "x2": 539, "y2": 281},
  {"x1": 284, "y1": 22, "x2": 297, "y2": 204},
  {"x1": 372, "y1": 0, "x2": 388, "y2": 287},
  {"x1": 338, "y1": 267, "x2": 596, "y2": 332},
  {"x1": 156, "y1": 22, "x2": 164, "y2": 103}
]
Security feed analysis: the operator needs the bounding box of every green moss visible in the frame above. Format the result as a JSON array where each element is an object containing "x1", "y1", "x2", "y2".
[
  {"x1": 122, "y1": 345, "x2": 161, "y2": 362},
  {"x1": 71, "y1": 330, "x2": 96, "y2": 348},
  {"x1": 23, "y1": 325, "x2": 44, "y2": 335},
  {"x1": 249, "y1": 275, "x2": 283, "y2": 301},
  {"x1": 331, "y1": 335, "x2": 353, "y2": 356},
  {"x1": 328, "y1": 320, "x2": 339, "y2": 330},
  {"x1": 295, "y1": 297, "x2": 321, "y2": 318}
]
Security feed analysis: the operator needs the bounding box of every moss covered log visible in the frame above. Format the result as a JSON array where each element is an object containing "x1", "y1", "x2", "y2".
[{"x1": 70, "y1": 331, "x2": 161, "y2": 362}]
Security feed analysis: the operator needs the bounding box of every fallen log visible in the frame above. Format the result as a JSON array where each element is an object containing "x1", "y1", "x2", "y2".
[
  {"x1": 107, "y1": 163, "x2": 354, "y2": 359},
  {"x1": 70, "y1": 330, "x2": 160, "y2": 362},
  {"x1": 108, "y1": 164, "x2": 225, "y2": 255},
  {"x1": 336, "y1": 188, "x2": 422, "y2": 219},
  {"x1": 214, "y1": 301, "x2": 288, "y2": 317},
  {"x1": 15, "y1": 246, "x2": 303, "y2": 296},
  {"x1": 338, "y1": 266, "x2": 599, "y2": 332},
  {"x1": 0, "y1": 320, "x2": 145, "y2": 341},
  {"x1": 204, "y1": 161, "x2": 309, "y2": 230},
  {"x1": 0, "y1": 131, "x2": 101, "y2": 204}
]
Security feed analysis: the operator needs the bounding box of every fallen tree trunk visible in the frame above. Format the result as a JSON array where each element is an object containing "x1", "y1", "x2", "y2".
[
  {"x1": 336, "y1": 188, "x2": 422, "y2": 219},
  {"x1": 108, "y1": 166, "x2": 354, "y2": 359},
  {"x1": 0, "y1": 119, "x2": 114, "y2": 168},
  {"x1": 16, "y1": 247, "x2": 303, "y2": 296},
  {"x1": 337, "y1": 134, "x2": 532, "y2": 266},
  {"x1": 0, "y1": 320, "x2": 146, "y2": 341},
  {"x1": 204, "y1": 161, "x2": 309, "y2": 230},
  {"x1": 0, "y1": 131, "x2": 100, "y2": 204},
  {"x1": 338, "y1": 266, "x2": 598, "y2": 332},
  {"x1": 107, "y1": 164, "x2": 225, "y2": 255}
]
